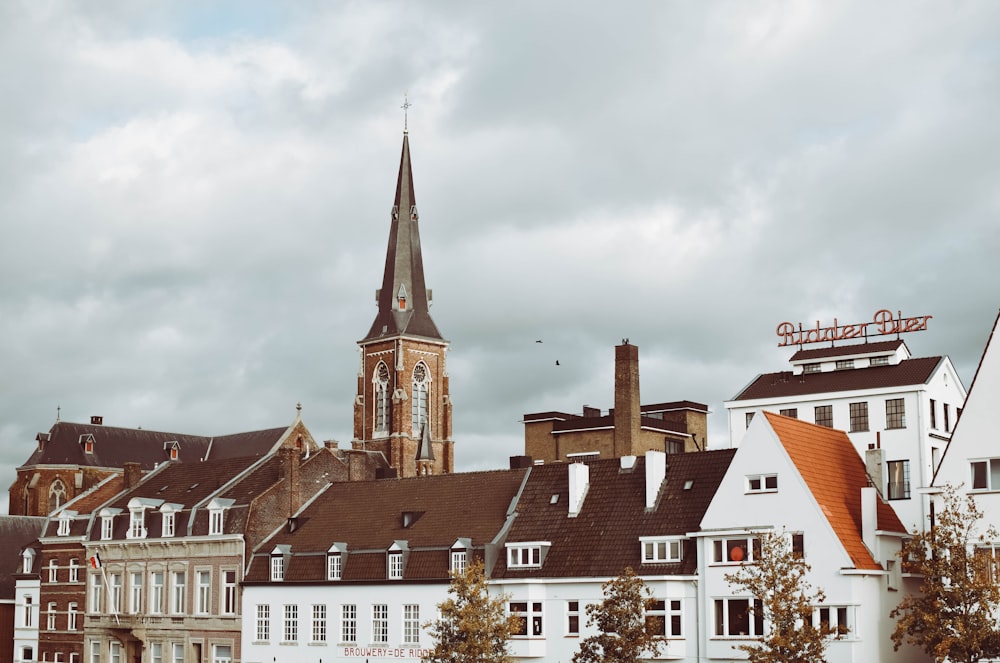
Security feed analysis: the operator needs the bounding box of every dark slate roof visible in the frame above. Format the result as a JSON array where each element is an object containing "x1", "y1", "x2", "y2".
[
  {"x1": 362, "y1": 133, "x2": 444, "y2": 342},
  {"x1": 103, "y1": 455, "x2": 263, "y2": 511},
  {"x1": 641, "y1": 400, "x2": 709, "y2": 413},
  {"x1": 789, "y1": 340, "x2": 905, "y2": 361},
  {"x1": 20, "y1": 421, "x2": 289, "y2": 470},
  {"x1": 494, "y1": 450, "x2": 737, "y2": 579},
  {"x1": 245, "y1": 469, "x2": 528, "y2": 583},
  {"x1": 731, "y1": 356, "x2": 943, "y2": 401},
  {"x1": 0, "y1": 516, "x2": 46, "y2": 598}
]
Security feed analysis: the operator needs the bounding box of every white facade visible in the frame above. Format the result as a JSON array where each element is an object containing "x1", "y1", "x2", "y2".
[
  {"x1": 241, "y1": 581, "x2": 444, "y2": 663},
  {"x1": 14, "y1": 549, "x2": 40, "y2": 663},
  {"x1": 725, "y1": 342, "x2": 966, "y2": 533},
  {"x1": 700, "y1": 414, "x2": 926, "y2": 662}
]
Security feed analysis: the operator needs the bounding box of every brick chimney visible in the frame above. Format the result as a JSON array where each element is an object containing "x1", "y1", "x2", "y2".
[
  {"x1": 123, "y1": 462, "x2": 142, "y2": 489},
  {"x1": 614, "y1": 341, "x2": 641, "y2": 457},
  {"x1": 278, "y1": 447, "x2": 301, "y2": 517}
]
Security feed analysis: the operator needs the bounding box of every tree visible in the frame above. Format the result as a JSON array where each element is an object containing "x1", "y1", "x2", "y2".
[
  {"x1": 572, "y1": 566, "x2": 664, "y2": 663},
  {"x1": 423, "y1": 559, "x2": 521, "y2": 663},
  {"x1": 891, "y1": 483, "x2": 1000, "y2": 663},
  {"x1": 724, "y1": 529, "x2": 835, "y2": 663}
]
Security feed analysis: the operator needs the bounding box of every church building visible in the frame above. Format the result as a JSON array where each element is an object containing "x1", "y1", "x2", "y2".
[{"x1": 352, "y1": 132, "x2": 454, "y2": 477}]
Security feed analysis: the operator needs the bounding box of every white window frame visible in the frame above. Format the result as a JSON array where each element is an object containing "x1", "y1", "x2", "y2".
[
  {"x1": 450, "y1": 549, "x2": 467, "y2": 575},
  {"x1": 209, "y1": 509, "x2": 225, "y2": 535},
  {"x1": 222, "y1": 570, "x2": 237, "y2": 615},
  {"x1": 101, "y1": 515, "x2": 114, "y2": 540},
  {"x1": 712, "y1": 537, "x2": 760, "y2": 564},
  {"x1": 341, "y1": 604, "x2": 357, "y2": 643},
  {"x1": 270, "y1": 555, "x2": 284, "y2": 582},
  {"x1": 58, "y1": 515, "x2": 71, "y2": 536},
  {"x1": 128, "y1": 508, "x2": 146, "y2": 539},
  {"x1": 171, "y1": 570, "x2": 186, "y2": 615},
  {"x1": 509, "y1": 601, "x2": 543, "y2": 638},
  {"x1": 403, "y1": 604, "x2": 420, "y2": 644},
  {"x1": 971, "y1": 458, "x2": 1000, "y2": 491},
  {"x1": 69, "y1": 558, "x2": 79, "y2": 582},
  {"x1": 47, "y1": 601, "x2": 57, "y2": 630},
  {"x1": 196, "y1": 569, "x2": 211, "y2": 615},
  {"x1": 506, "y1": 542, "x2": 548, "y2": 569},
  {"x1": 388, "y1": 552, "x2": 403, "y2": 579},
  {"x1": 211, "y1": 644, "x2": 232, "y2": 663},
  {"x1": 640, "y1": 537, "x2": 684, "y2": 563},
  {"x1": 67, "y1": 602, "x2": 78, "y2": 630},
  {"x1": 49, "y1": 559, "x2": 58, "y2": 582},
  {"x1": 149, "y1": 571, "x2": 165, "y2": 614},
  {"x1": 256, "y1": 604, "x2": 270, "y2": 642},
  {"x1": 129, "y1": 571, "x2": 143, "y2": 614},
  {"x1": 372, "y1": 604, "x2": 389, "y2": 643},
  {"x1": 746, "y1": 474, "x2": 778, "y2": 493},
  {"x1": 312, "y1": 604, "x2": 327, "y2": 642},
  {"x1": 327, "y1": 553, "x2": 342, "y2": 581},
  {"x1": 714, "y1": 597, "x2": 764, "y2": 637},
  {"x1": 161, "y1": 511, "x2": 175, "y2": 538},
  {"x1": 89, "y1": 574, "x2": 103, "y2": 614},
  {"x1": 814, "y1": 604, "x2": 856, "y2": 639},
  {"x1": 284, "y1": 604, "x2": 298, "y2": 642},
  {"x1": 566, "y1": 600, "x2": 580, "y2": 636}
]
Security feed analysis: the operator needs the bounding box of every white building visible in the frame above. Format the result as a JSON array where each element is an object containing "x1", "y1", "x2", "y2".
[
  {"x1": 14, "y1": 547, "x2": 40, "y2": 663},
  {"x1": 699, "y1": 411, "x2": 928, "y2": 662},
  {"x1": 725, "y1": 339, "x2": 966, "y2": 533}
]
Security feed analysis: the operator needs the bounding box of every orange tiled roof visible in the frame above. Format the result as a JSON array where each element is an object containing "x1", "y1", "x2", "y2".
[{"x1": 763, "y1": 412, "x2": 906, "y2": 571}]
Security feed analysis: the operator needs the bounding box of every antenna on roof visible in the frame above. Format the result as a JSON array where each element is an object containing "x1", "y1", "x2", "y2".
[
  {"x1": 56, "y1": 405, "x2": 60, "y2": 422},
  {"x1": 401, "y1": 93, "x2": 412, "y2": 133}
]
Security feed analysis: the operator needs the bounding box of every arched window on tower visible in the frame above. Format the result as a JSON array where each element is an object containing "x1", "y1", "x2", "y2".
[
  {"x1": 412, "y1": 362, "x2": 429, "y2": 435},
  {"x1": 49, "y1": 479, "x2": 67, "y2": 514},
  {"x1": 374, "y1": 362, "x2": 390, "y2": 437}
]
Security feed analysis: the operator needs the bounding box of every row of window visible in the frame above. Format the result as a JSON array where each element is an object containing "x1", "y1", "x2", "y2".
[
  {"x1": 59, "y1": 501, "x2": 231, "y2": 540},
  {"x1": 713, "y1": 599, "x2": 854, "y2": 639},
  {"x1": 372, "y1": 360, "x2": 431, "y2": 437},
  {"x1": 254, "y1": 603, "x2": 422, "y2": 645},
  {"x1": 272, "y1": 548, "x2": 469, "y2": 583},
  {"x1": 89, "y1": 568, "x2": 238, "y2": 617},
  {"x1": 88, "y1": 640, "x2": 231, "y2": 663},
  {"x1": 752, "y1": 399, "x2": 907, "y2": 431},
  {"x1": 801, "y1": 356, "x2": 889, "y2": 374}
]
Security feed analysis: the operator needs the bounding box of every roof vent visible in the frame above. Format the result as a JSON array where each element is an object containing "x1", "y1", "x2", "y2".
[{"x1": 91, "y1": 416, "x2": 103, "y2": 425}]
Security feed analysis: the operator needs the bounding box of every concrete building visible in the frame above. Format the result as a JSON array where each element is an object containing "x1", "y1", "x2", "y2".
[
  {"x1": 725, "y1": 339, "x2": 966, "y2": 533},
  {"x1": 523, "y1": 342, "x2": 709, "y2": 463}
]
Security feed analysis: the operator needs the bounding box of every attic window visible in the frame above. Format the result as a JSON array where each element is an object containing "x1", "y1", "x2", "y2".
[
  {"x1": 80, "y1": 434, "x2": 95, "y2": 454},
  {"x1": 683, "y1": 480, "x2": 694, "y2": 490},
  {"x1": 871, "y1": 356, "x2": 890, "y2": 366},
  {"x1": 388, "y1": 551, "x2": 403, "y2": 579},
  {"x1": 402, "y1": 511, "x2": 423, "y2": 528},
  {"x1": 803, "y1": 363, "x2": 821, "y2": 374},
  {"x1": 397, "y1": 284, "x2": 408, "y2": 311},
  {"x1": 506, "y1": 542, "x2": 550, "y2": 569},
  {"x1": 327, "y1": 552, "x2": 342, "y2": 581},
  {"x1": 270, "y1": 554, "x2": 284, "y2": 582},
  {"x1": 746, "y1": 474, "x2": 778, "y2": 493},
  {"x1": 640, "y1": 537, "x2": 684, "y2": 563},
  {"x1": 165, "y1": 442, "x2": 180, "y2": 461},
  {"x1": 836, "y1": 359, "x2": 854, "y2": 370},
  {"x1": 549, "y1": 494, "x2": 559, "y2": 504}
]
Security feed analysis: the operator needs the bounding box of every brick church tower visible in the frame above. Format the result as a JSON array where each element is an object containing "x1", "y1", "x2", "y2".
[{"x1": 352, "y1": 132, "x2": 454, "y2": 477}]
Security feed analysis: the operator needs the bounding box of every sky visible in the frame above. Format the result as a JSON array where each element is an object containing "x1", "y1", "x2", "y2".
[{"x1": 2, "y1": 1, "x2": 999, "y2": 511}]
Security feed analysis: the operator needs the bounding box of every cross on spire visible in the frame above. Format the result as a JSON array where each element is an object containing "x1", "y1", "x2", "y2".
[{"x1": 401, "y1": 94, "x2": 412, "y2": 133}]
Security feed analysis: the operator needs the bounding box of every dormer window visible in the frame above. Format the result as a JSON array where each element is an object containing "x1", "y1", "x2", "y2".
[
  {"x1": 870, "y1": 355, "x2": 890, "y2": 366},
  {"x1": 207, "y1": 498, "x2": 234, "y2": 536},
  {"x1": 803, "y1": 363, "x2": 821, "y2": 374},
  {"x1": 397, "y1": 284, "x2": 407, "y2": 310},
  {"x1": 22, "y1": 548, "x2": 35, "y2": 574},
  {"x1": 164, "y1": 441, "x2": 180, "y2": 461},
  {"x1": 80, "y1": 434, "x2": 96, "y2": 454},
  {"x1": 388, "y1": 551, "x2": 403, "y2": 579},
  {"x1": 327, "y1": 552, "x2": 342, "y2": 581},
  {"x1": 128, "y1": 509, "x2": 146, "y2": 539},
  {"x1": 835, "y1": 359, "x2": 854, "y2": 370},
  {"x1": 159, "y1": 503, "x2": 181, "y2": 538},
  {"x1": 640, "y1": 537, "x2": 684, "y2": 563},
  {"x1": 450, "y1": 540, "x2": 468, "y2": 575},
  {"x1": 506, "y1": 542, "x2": 549, "y2": 569},
  {"x1": 270, "y1": 545, "x2": 290, "y2": 582},
  {"x1": 99, "y1": 509, "x2": 121, "y2": 540},
  {"x1": 57, "y1": 511, "x2": 75, "y2": 537}
]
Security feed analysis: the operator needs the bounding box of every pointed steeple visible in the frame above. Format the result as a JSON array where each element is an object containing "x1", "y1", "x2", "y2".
[
  {"x1": 362, "y1": 133, "x2": 443, "y2": 342},
  {"x1": 415, "y1": 421, "x2": 435, "y2": 463}
]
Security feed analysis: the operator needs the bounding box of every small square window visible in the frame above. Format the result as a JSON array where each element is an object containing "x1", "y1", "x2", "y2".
[{"x1": 746, "y1": 474, "x2": 778, "y2": 493}]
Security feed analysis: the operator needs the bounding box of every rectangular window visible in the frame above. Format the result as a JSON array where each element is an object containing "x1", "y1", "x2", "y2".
[
  {"x1": 150, "y1": 571, "x2": 164, "y2": 614},
  {"x1": 101, "y1": 516, "x2": 113, "y2": 540},
  {"x1": 849, "y1": 402, "x2": 869, "y2": 432},
  {"x1": 129, "y1": 572, "x2": 143, "y2": 614},
  {"x1": 509, "y1": 602, "x2": 543, "y2": 637},
  {"x1": 566, "y1": 601, "x2": 580, "y2": 636},
  {"x1": 372, "y1": 604, "x2": 389, "y2": 643},
  {"x1": 791, "y1": 532, "x2": 805, "y2": 558},
  {"x1": 388, "y1": 553, "x2": 403, "y2": 579},
  {"x1": 212, "y1": 644, "x2": 232, "y2": 663},
  {"x1": 450, "y1": 550, "x2": 467, "y2": 575},
  {"x1": 270, "y1": 556, "x2": 284, "y2": 582},
  {"x1": 162, "y1": 512, "x2": 175, "y2": 538},
  {"x1": 803, "y1": 363, "x2": 821, "y2": 374},
  {"x1": 197, "y1": 570, "x2": 211, "y2": 614},
  {"x1": 930, "y1": 399, "x2": 937, "y2": 429},
  {"x1": 256, "y1": 604, "x2": 270, "y2": 641},
  {"x1": 129, "y1": 510, "x2": 145, "y2": 539},
  {"x1": 171, "y1": 571, "x2": 186, "y2": 615},
  {"x1": 150, "y1": 643, "x2": 162, "y2": 663},
  {"x1": 745, "y1": 412, "x2": 755, "y2": 429},
  {"x1": 814, "y1": 405, "x2": 833, "y2": 428},
  {"x1": 779, "y1": 408, "x2": 798, "y2": 419},
  {"x1": 507, "y1": 545, "x2": 543, "y2": 568},
  {"x1": 870, "y1": 355, "x2": 889, "y2": 366},
  {"x1": 69, "y1": 559, "x2": 79, "y2": 583},
  {"x1": 327, "y1": 554, "x2": 342, "y2": 581},
  {"x1": 944, "y1": 403, "x2": 951, "y2": 432},
  {"x1": 746, "y1": 474, "x2": 778, "y2": 493},
  {"x1": 713, "y1": 537, "x2": 760, "y2": 564},
  {"x1": 222, "y1": 570, "x2": 237, "y2": 615},
  {"x1": 312, "y1": 604, "x2": 327, "y2": 642},
  {"x1": 403, "y1": 604, "x2": 420, "y2": 645},
  {"x1": 109, "y1": 641, "x2": 122, "y2": 663},
  {"x1": 210, "y1": 510, "x2": 224, "y2": 535},
  {"x1": 714, "y1": 598, "x2": 764, "y2": 637},
  {"x1": 836, "y1": 359, "x2": 854, "y2": 370},
  {"x1": 91, "y1": 641, "x2": 101, "y2": 663},
  {"x1": 47, "y1": 602, "x2": 57, "y2": 630},
  {"x1": 646, "y1": 599, "x2": 684, "y2": 637},
  {"x1": 284, "y1": 604, "x2": 299, "y2": 642},
  {"x1": 67, "y1": 602, "x2": 78, "y2": 630},
  {"x1": 49, "y1": 559, "x2": 58, "y2": 582},
  {"x1": 815, "y1": 605, "x2": 853, "y2": 638},
  {"x1": 971, "y1": 459, "x2": 1000, "y2": 491},
  {"x1": 109, "y1": 573, "x2": 122, "y2": 613},
  {"x1": 887, "y1": 460, "x2": 911, "y2": 500},
  {"x1": 641, "y1": 538, "x2": 683, "y2": 563},
  {"x1": 90, "y1": 575, "x2": 103, "y2": 614},
  {"x1": 341, "y1": 604, "x2": 357, "y2": 643},
  {"x1": 172, "y1": 643, "x2": 184, "y2": 663},
  {"x1": 886, "y1": 398, "x2": 906, "y2": 429}
]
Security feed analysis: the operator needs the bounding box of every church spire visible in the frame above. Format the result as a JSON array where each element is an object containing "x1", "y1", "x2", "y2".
[{"x1": 362, "y1": 132, "x2": 443, "y2": 342}]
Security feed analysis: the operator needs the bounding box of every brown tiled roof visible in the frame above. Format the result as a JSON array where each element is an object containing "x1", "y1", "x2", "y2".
[
  {"x1": 245, "y1": 469, "x2": 528, "y2": 583},
  {"x1": 0, "y1": 516, "x2": 46, "y2": 598},
  {"x1": 641, "y1": 401, "x2": 709, "y2": 413},
  {"x1": 731, "y1": 356, "x2": 943, "y2": 401},
  {"x1": 763, "y1": 412, "x2": 906, "y2": 570},
  {"x1": 789, "y1": 340, "x2": 905, "y2": 361},
  {"x1": 42, "y1": 475, "x2": 126, "y2": 538},
  {"x1": 493, "y1": 450, "x2": 736, "y2": 579},
  {"x1": 208, "y1": 428, "x2": 289, "y2": 459}
]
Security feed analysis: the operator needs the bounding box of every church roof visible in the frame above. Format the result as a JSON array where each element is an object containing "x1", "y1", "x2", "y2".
[{"x1": 362, "y1": 133, "x2": 444, "y2": 343}]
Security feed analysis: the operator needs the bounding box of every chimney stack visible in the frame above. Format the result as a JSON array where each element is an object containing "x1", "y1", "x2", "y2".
[
  {"x1": 614, "y1": 341, "x2": 641, "y2": 457},
  {"x1": 123, "y1": 462, "x2": 142, "y2": 489},
  {"x1": 278, "y1": 447, "x2": 301, "y2": 517}
]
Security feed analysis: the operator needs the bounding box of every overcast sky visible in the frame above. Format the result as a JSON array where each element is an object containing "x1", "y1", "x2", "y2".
[{"x1": 2, "y1": 1, "x2": 999, "y2": 511}]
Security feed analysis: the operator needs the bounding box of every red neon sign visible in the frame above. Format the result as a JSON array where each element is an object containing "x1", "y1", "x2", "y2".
[{"x1": 777, "y1": 309, "x2": 931, "y2": 348}]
